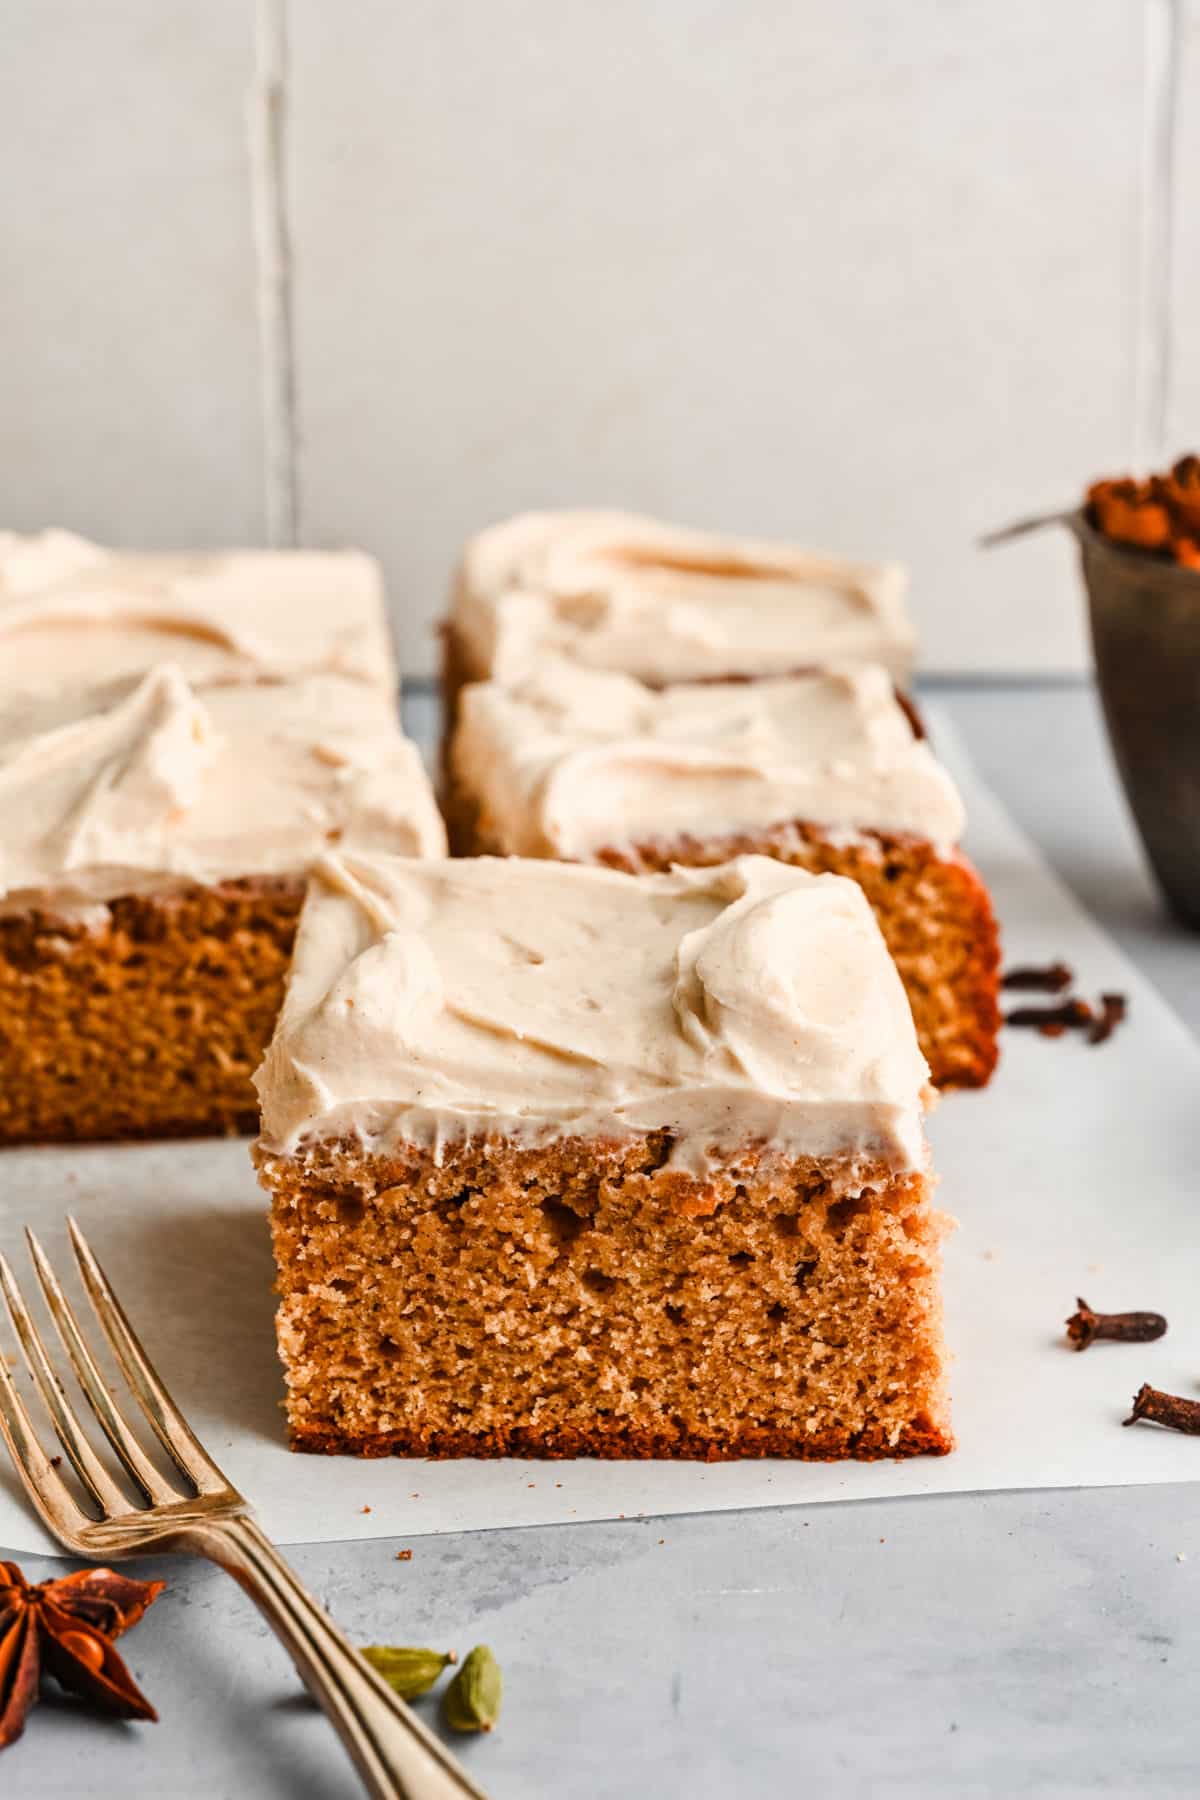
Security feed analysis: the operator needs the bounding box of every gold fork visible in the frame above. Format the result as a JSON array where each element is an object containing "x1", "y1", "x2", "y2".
[{"x1": 0, "y1": 1219, "x2": 489, "y2": 1800}]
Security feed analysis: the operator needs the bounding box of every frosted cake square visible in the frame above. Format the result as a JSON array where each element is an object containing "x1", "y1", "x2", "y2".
[
  {"x1": 449, "y1": 661, "x2": 1000, "y2": 1087},
  {"x1": 0, "y1": 670, "x2": 444, "y2": 1144},
  {"x1": 254, "y1": 851, "x2": 952, "y2": 1462}
]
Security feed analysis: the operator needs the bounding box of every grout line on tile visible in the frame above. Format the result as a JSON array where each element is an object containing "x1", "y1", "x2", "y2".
[
  {"x1": 1134, "y1": 0, "x2": 1184, "y2": 467},
  {"x1": 249, "y1": 0, "x2": 299, "y2": 546}
]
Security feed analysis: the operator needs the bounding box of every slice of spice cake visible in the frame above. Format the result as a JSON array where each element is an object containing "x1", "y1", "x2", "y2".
[
  {"x1": 0, "y1": 668, "x2": 444, "y2": 1144},
  {"x1": 442, "y1": 507, "x2": 915, "y2": 734},
  {"x1": 449, "y1": 661, "x2": 1000, "y2": 1088},
  {"x1": 0, "y1": 530, "x2": 397, "y2": 694},
  {"x1": 254, "y1": 851, "x2": 952, "y2": 1462}
]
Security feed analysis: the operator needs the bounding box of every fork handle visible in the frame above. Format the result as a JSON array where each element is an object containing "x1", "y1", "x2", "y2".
[{"x1": 182, "y1": 1514, "x2": 490, "y2": 1800}]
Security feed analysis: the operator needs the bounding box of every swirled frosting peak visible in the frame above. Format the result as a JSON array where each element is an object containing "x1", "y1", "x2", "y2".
[
  {"x1": 256, "y1": 851, "x2": 930, "y2": 1172},
  {"x1": 451, "y1": 509, "x2": 915, "y2": 686},
  {"x1": 20, "y1": 664, "x2": 222, "y2": 879},
  {"x1": 674, "y1": 878, "x2": 869, "y2": 1087}
]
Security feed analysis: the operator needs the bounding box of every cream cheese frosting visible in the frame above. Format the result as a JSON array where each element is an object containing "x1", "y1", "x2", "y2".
[
  {"x1": 451, "y1": 509, "x2": 915, "y2": 686},
  {"x1": 0, "y1": 666, "x2": 445, "y2": 916},
  {"x1": 255, "y1": 851, "x2": 931, "y2": 1172},
  {"x1": 0, "y1": 530, "x2": 396, "y2": 693},
  {"x1": 453, "y1": 660, "x2": 965, "y2": 857}
]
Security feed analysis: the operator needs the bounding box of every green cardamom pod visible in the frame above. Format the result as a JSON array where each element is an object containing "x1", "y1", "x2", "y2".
[
  {"x1": 361, "y1": 1645, "x2": 455, "y2": 1699},
  {"x1": 441, "y1": 1643, "x2": 502, "y2": 1733}
]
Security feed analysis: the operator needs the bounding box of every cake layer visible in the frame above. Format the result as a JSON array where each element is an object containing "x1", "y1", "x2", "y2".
[
  {"x1": 448, "y1": 508, "x2": 915, "y2": 692},
  {"x1": 450, "y1": 660, "x2": 964, "y2": 858},
  {"x1": 0, "y1": 656, "x2": 445, "y2": 1144},
  {"x1": 0, "y1": 666, "x2": 445, "y2": 917},
  {"x1": 259, "y1": 1134, "x2": 951, "y2": 1461},
  {"x1": 1, "y1": 878, "x2": 300, "y2": 1143},
  {"x1": 0, "y1": 530, "x2": 396, "y2": 693},
  {"x1": 255, "y1": 851, "x2": 931, "y2": 1172}
]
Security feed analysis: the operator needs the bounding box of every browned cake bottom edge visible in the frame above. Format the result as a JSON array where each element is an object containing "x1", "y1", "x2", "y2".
[{"x1": 290, "y1": 1420, "x2": 953, "y2": 1461}]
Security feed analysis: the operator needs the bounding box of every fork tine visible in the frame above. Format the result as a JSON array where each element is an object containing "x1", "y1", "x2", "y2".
[
  {"x1": 0, "y1": 1345, "x2": 94, "y2": 1546},
  {"x1": 0, "y1": 1252, "x2": 128, "y2": 1517},
  {"x1": 26, "y1": 1230, "x2": 179, "y2": 1508},
  {"x1": 67, "y1": 1219, "x2": 233, "y2": 1498}
]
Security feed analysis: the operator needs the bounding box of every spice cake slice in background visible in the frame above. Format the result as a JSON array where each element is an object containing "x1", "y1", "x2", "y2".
[
  {"x1": 442, "y1": 507, "x2": 915, "y2": 734},
  {"x1": 448, "y1": 660, "x2": 1000, "y2": 1088},
  {"x1": 254, "y1": 851, "x2": 952, "y2": 1462},
  {"x1": 0, "y1": 529, "x2": 397, "y2": 694},
  {"x1": 0, "y1": 669, "x2": 445, "y2": 1145}
]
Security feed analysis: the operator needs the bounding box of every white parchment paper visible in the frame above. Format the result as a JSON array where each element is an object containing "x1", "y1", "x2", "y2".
[{"x1": 1, "y1": 725, "x2": 1198, "y2": 1553}]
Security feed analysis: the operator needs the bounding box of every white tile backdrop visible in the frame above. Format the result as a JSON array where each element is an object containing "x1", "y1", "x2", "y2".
[
  {"x1": 2, "y1": 0, "x2": 1195, "y2": 675},
  {"x1": 0, "y1": 2, "x2": 264, "y2": 545},
  {"x1": 1171, "y1": 0, "x2": 1200, "y2": 450}
]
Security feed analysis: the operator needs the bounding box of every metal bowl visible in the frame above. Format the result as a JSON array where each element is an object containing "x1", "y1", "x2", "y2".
[{"x1": 1071, "y1": 510, "x2": 1200, "y2": 928}]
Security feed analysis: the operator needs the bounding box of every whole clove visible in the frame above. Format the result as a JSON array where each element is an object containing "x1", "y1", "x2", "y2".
[
  {"x1": 1088, "y1": 992, "x2": 1127, "y2": 1046},
  {"x1": 1006, "y1": 987, "x2": 1128, "y2": 1048},
  {"x1": 1123, "y1": 1384, "x2": 1200, "y2": 1435},
  {"x1": 1006, "y1": 999, "x2": 1094, "y2": 1032},
  {"x1": 1066, "y1": 1298, "x2": 1167, "y2": 1351},
  {"x1": 1001, "y1": 962, "x2": 1074, "y2": 994}
]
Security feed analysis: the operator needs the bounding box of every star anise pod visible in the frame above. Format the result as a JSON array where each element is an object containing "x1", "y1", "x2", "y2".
[{"x1": 0, "y1": 1560, "x2": 165, "y2": 1750}]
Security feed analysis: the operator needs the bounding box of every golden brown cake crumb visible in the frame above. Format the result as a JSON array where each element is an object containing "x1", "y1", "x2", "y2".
[
  {"x1": 0, "y1": 879, "x2": 301, "y2": 1144},
  {"x1": 258, "y1": 1134, "x2": 952, "y2": 1462}
]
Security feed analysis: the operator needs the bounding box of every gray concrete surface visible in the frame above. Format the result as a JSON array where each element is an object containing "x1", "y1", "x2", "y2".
[{"x1": 7, "y1": 681, "x2": 1199, "y2": 1799}]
